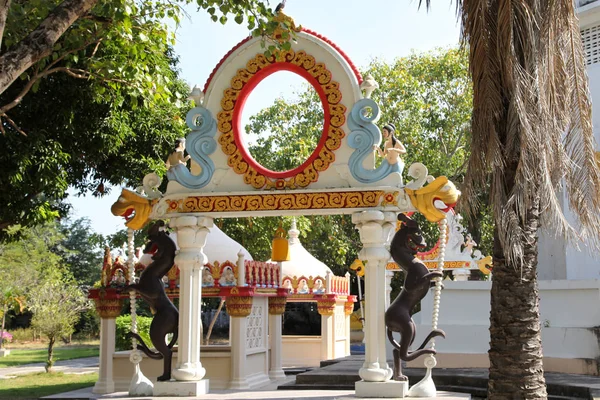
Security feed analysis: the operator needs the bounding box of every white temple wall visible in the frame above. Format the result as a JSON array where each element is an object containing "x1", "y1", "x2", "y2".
[
  {"x1": 112, "y1": 347, "x2": 233, "y2": 391},
  {"x1": 404, "y1": 280, "x2": 600, "y2": 375}
]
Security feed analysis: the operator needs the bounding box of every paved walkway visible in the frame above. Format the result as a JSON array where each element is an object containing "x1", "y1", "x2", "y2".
[{"x1": 0, "y1": 356, "x2": 98, "y2": 378}]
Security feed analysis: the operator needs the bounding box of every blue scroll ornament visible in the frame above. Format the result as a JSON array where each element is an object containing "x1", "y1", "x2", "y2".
[
  {"x1": 347, "y1": 99, "x2": 403, "y2": 183},
  {"x1": 167, "y1": 106, "x2": 217, "y2": 189}
]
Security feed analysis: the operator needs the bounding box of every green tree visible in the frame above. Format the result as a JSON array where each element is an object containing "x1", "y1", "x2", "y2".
[
  {"x1": 0, "y1": 0, "x2": 279, "y2": 122},
  {"x1": 0, "y1": 53, "x2": 189, "y2": 235},
  {"x1": 366, "y1": 48, "x2": 471, "y2": 180},
  {"x1": 423, "y1": 1, "x2": 600, "y2": 398},
  {"x1": 28, "y1": 273, "x2": 89, "y2": 372},
  {"x1": 59, "y1": 218, "x2": 104, "y2": 287},
  {"x1": 0, "y1": 224, "x2": 54, "y2": 348}
]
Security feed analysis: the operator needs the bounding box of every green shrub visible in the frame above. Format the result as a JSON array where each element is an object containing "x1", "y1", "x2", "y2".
[
  {"x1": 115, "y1": 315, "x2": 153, "y2": 351},
  {"x1": 10, "y1": 327, "x2": 39, "y2": 343}
]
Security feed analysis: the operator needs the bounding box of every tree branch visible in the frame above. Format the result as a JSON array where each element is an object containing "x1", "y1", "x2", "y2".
[
  {"x1": 0, "y1": 38, "x2": 101, "y2": 115},
  {"x1": 0, "y1": 0, "x2": 98, "y2": 96},
  {"x1": 0, "y1": 0, "x2": 12, "y2": 50}
]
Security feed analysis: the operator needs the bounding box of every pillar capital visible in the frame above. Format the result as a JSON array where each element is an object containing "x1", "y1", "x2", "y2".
[
  {"x1": 226, "y1": 296, "x2": 253, "y2": 317},
  {"x1": 316, "y1": 295, "x2": 337, "y2": 316},
  {"x1": 268, "y1": 296, "x2": 287, "y2": 315},
  {"x1": 93, "y1": 298, "x2": 123, "y2": 319}
]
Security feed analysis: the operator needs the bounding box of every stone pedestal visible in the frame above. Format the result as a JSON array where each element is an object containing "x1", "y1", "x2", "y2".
[
  {"x1": 169, "y1": 216, "x2": 212, "y2": 382},
  {"x1": 355, "y1": 380, "x2": 408, "y2": 398},
  {"x1": 352, "y1": 211, "x2": 396, "y2": 383},
  {"x1": 153, "y1": 379, "x2": 209, "y2": 396},
  {"x1": 354, "y1": 381, "x2": 408, "y2": 399}
]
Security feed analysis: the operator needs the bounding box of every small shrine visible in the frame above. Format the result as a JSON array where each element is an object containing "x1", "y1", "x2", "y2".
[{"x1": 276, "y1": 219, "x2": 355, "y2": 367}]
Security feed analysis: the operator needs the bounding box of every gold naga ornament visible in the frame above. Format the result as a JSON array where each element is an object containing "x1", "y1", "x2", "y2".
[{"x1": 110, "y1": 188, "x2": 155, "y2": 230}]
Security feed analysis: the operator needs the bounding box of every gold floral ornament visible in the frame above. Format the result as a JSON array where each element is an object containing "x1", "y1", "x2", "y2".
[
  {"x1": 405, "y1": 177, "x2": 460, "y2": 223},
  {"x1": 110, "y1": 188, "x2": 154, "y2": 230},
  {"x1": 270, "y1": 7, "x2": 302, "y2": 44}
]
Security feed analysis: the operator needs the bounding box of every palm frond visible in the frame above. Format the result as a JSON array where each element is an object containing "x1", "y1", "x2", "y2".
[{"x1": 460, "y1": 0, "x2": 600, "y2": 265}]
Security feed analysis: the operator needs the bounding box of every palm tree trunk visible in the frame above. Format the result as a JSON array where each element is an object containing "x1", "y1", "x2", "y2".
[{"x1": 489, "y1": 163, "x2": 546, "y2": 399}]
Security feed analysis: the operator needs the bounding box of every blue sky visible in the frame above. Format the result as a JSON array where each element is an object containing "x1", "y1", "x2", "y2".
[{"x1": 67, "y1": 1, "x2": 461, "y2": 237}]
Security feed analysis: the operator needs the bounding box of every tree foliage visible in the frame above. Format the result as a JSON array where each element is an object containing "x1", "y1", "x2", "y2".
[
  {"x1": 59, "y1": 218, "x2": 105, "y2": 287},
  {"x1": 0, "y1": 0, "x2": 288, "y2": 237},
  {"x1": 0, "y1": 222, "x2": 90, "y2": 371},
  {"x1": 0, "y1": 0, "x2": 280, "y2": 121},
  {"x1": 28, "y1": 274, "x2": 89, "y2": 372}
]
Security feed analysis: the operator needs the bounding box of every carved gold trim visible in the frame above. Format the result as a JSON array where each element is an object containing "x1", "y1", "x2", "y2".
[
  {"x1": 268, "y1": 297, "x2": 287, "y2": 315},
  {"x1": 93, "y1": 298, "x2": 123, "y2": 319},
  {"x1": 317, "y1": 299, "x2": 336, "y2": 316},
  {"x1": 166, "y1": 191, "x2": 386, "y2": 213},
  {"x1": 226, "y1": 296, "x2": 253, "y2": 317},
  {"x1": 217, "y1": 49, "x2": 346, "y2": 189},
  {"x1": 344, "y1": 301, "x2": 354, "y2": 316}
]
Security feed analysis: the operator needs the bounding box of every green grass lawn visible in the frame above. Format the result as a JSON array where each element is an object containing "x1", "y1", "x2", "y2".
[
  {"x1": 0, "y1": 346, "x2": 99, "y2": 368},
  {"x1": 0, "y1": 371, "x2": 97, "y2": 399}
]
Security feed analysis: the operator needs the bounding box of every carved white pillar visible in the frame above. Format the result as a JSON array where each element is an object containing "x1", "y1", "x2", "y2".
[
  {"x1": 352, "y1": 210, "x2": 396, "y2": 383},
  {"x1": 169, "y1": 216, "x2": 212, "y2": 382},
  {"x1": 93, "y1": 317, "x2": 116, "y2": 394}
]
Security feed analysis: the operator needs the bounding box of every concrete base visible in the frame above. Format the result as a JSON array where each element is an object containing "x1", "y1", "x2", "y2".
[
  {"x1": 0, "y1": 349, "x2": 10, "y2": 357},
  {"x1": 153, "y1": 379, "x2": 209, "y2": 397},
  {"x1": 355, "y1": 380, "x2": 408, "y2": 398}
]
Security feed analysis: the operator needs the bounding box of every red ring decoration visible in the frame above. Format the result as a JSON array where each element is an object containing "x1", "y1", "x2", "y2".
[
  {"x1": 232, "y1": 62, "x2": 330, "y2": 179},
  {"x1": 217, "y1": 49, "x2": 347, "y2": 189}
]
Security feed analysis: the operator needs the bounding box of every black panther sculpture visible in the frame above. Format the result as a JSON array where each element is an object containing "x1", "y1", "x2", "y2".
[
  {"x1": 385, "y1": 213, "x2": 445, "y2": 381},
  {"x1": 122, "y1": 221, "x2": 178, "y2": 382}
]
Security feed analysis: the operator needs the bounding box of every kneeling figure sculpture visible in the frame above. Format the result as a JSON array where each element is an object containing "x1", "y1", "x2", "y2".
[
  {"x1": 385, "y1": 214, "x2": 445, "y2": 381},
  {"x1": 122, "y1": 221, "x2": 179, "y2": 382}
]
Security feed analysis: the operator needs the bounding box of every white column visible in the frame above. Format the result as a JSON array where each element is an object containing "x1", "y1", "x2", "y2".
[
  {"x1": 385, "y1": 270, "x2": 394, "y2": 310},
  {"x1": 229, "y1": 315, "x2": 249, "y2": 389},
  {"x1": 93, "y1": 318, "x2": 116, "y2": 394},
  {"x1": 352, "y1": 210, "x2": 396, "y2": 383},
  {"x1": 268, "y1": 297, "x2": 286, "y2": 380},
  {"x1": 170, "y1": 216, "x2": 212, "y2": 382}
]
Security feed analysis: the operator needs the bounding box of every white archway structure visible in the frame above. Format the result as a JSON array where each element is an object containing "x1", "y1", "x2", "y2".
[{"x1": 104, "y1": 12, "x2": 459, "y2": 398}]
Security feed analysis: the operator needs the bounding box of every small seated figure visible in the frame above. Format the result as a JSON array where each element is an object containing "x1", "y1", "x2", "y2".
[
  {"x1": 313, "y1": 279, "x2": 325, "y2": 294},
  {"x1": 283, "y1": 280, "x2": 292, "y2": 290},
  {"x1": 373, "y1": 123, "x2": 406, "y2": 173},
  {"x1": 202, "y1": 267, "x2": 215, "y2": 287},
  {"x1": 219, "y1": 267, "x2": 236, "y2": 286},
  {"x1": 298, "y1": 280, "x2": 309, "y2": 294},
  {"x1": 165, "y1": 138, "x2": 191, "y2": 170}
]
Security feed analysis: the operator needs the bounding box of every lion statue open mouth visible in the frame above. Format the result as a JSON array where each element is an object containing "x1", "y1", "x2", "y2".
[
  {"x1": 110, "y1": 189, "x2": 153, "y2": 230},
  {"x1": 405, "y1": 177, "x2": 460, "y2": 223}
]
